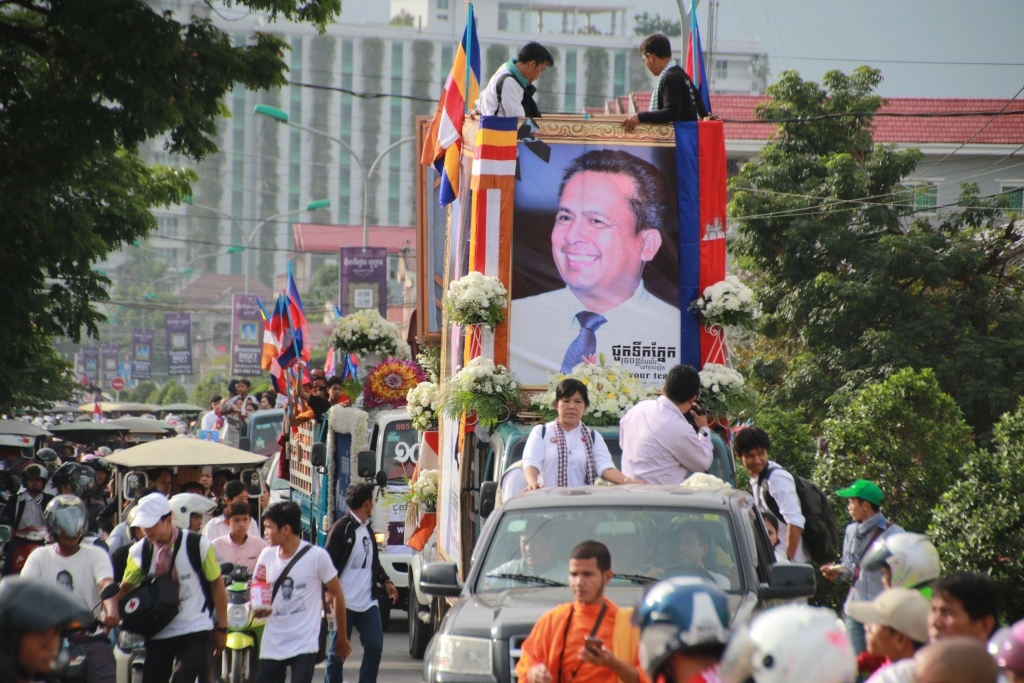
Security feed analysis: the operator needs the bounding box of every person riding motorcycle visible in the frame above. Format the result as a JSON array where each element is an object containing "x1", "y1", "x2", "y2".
[
  {"x1": 0, "y1": 577, "x2": 94, "y2": 683},
  {"x1": 720, "y1": 605, "x2": 857, "y2": 683},
  {"x1": 169, "y1": 493, "x2": 217, "y2": 533},
  {"x1": 50, "y1": 464, "x2": 104, "y2": 538},
  {"x1": 1, "y1": 464, "x2": 52, "y2": 575},
  {"x1": 861, "y1": 532, "x2": 941, "y2": 597},
  {"x1": 634, "y1": 578, "x2": 732, "y2": 683},
  {"x1": 33, "y1": 448, "x2": 60, "y2": 474},
  {"x1": 81, "y1": 457, "x2": 114, "y2": 534}
]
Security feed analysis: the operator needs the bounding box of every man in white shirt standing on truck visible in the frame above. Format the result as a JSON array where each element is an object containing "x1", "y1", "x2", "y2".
[
  {"x1": 620, "y1": 364, "x2": 714, "y2": 485},
  {"x1": 253, "y1": 500, "x2": 351, "y2": 683},
  {"x1": 475, "y1": 42, "x2": 553, "y2": 118}
]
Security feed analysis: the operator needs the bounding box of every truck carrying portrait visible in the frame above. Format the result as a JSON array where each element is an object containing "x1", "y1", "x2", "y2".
[{"x1": 510, "y1": 141, "x2": 681, "y2": 389}]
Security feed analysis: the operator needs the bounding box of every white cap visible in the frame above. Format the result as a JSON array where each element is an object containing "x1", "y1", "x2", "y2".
[
  {"x1": 131, "y1": 493, "x2": 172, "y2": 529},
  {"x1": 846, "y1": 588, "x2": 930, "y2": 644}
]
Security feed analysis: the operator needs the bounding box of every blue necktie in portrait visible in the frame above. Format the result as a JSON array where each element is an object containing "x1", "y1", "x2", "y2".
[{"x1": 560, "y1": 311, "x2": 607, "y2": 372}]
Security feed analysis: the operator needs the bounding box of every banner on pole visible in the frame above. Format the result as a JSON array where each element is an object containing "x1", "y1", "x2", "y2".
[
  {"x1": 132, "y1": 328, "x2": 154, "y2": 380},
  {"x1": 231, "y1": 294, "x2": 264, "y2": 377},
  {"x1": 339, "y1": 247, "x2": 388, "y2": 318},
  {"x1": 83, "y1": 348, "x2": 99, "y2": 386},
  {"x1": 165, "y1": 313, "x2": 193, "y2": 376},
  {"x1": 101, "y1": 345, "x2": 120, "y2": 388}
]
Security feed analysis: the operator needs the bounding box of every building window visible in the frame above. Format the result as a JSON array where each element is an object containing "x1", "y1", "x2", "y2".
[
  {"x1": 564, "y1": 49, "x2": 577, "y2": 112},
  {"x1": 156, "y1": 215, "x2": 179, "y2": 238},
  {"x1": 1000, "y1": 182, "x2": 1023, "y2": 214},
  {"x1": 613, "y1": 50, "x2": 626, "y2": 97},
  {"x1": 437, "y1": 0, "x2": 449, "y2": 8},
  {"x1": 902, "y1": 181, "x2": 938, "y2": 213},
  {"x1": 716, "y1": 59, "x2": 728, "y2": 81}
]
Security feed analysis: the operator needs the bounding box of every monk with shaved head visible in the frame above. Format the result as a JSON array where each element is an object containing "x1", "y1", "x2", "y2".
[{"x1": 913, "y1": 637, "x2": 997, "y2": 683}]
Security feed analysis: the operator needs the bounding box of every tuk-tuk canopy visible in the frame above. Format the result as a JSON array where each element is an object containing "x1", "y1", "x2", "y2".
[
  {"x1": 156, "y1": 403, "x2": 205, "y2": 414},
  {"x1": 106, "y1": 438, "x2": 268, "y2": 468},
  {"x1": 77, "y1": 402, "x2": 160, "y2": 415},
  {"x1": 108, "y1": 417, "x2": 177, "y2": 435}
]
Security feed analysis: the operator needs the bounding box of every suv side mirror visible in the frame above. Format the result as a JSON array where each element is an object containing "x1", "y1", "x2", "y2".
[
  {"x1": 240, "y1": 468, "x2": 263, "y2": 496},
  {"x1": 761, "y1": 563, "x2": 816, "y2": 600},
  {"x1": 238, "y1": 437, "x2": 251, "y2": 452},
  {"x1": 478, "y1": 481, "x2": 497, "y2": 518},
  {"x1": 357, "y1": 450, "x2": 376, "y2": 478},
  {"x1": 420, "y1": 562, "x2": 462, "y2": 597},
  {"x1": 311, "y1": 442, "x2": 327, "y2": 469},
  {"x1": 123, "y1": 472, "x2": 147, "y2": 501}
]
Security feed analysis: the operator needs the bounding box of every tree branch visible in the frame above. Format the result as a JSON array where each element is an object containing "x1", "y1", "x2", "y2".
[{"x1": 0, "y1": 20, "x2": 48, "y2": 54}]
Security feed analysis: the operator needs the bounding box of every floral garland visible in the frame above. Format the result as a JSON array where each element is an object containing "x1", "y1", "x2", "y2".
[
  {"x1": 443, "y1": 272, "x2": 508, "y2": 330},
  {"x1": 681, "y1": 472, "x2": 731, "y2": 491},
  {"x1": 699, "y1": 363, "x2": 751, "y2": 420},
  {"x1": 406, "y1": 381, "x2": 441, "y2": 432},
  {"x1": 690, "y1": 275, "x2": 761, "y2": 329},
  {"x1": 362, "y1": 358, "x2": 426, "y2": 409},
  {"x1": 329, "y1": 309, "x2": 411, "y2": 359},
  {"x1": 325, "y1": 405, "x2": 370, "y2": 521},
  {"x1": 442, "y1": 357, "x2": 521, "y2": 429},
  {"x1": 529, "y1": 357, "x2": 650, "y2": 427}
]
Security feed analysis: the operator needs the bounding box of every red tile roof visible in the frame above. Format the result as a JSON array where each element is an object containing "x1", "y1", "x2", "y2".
[
  {"x1": 292, "y1": 224, "x2": 416, "y2": 254},
  {"x1": 710, "y1": 94, "x2": 1024, "y2": 144}
]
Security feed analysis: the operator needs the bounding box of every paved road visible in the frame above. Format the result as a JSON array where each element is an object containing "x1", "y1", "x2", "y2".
[{"x1": 311, "y1": 609, "x2": 424, "y2": 683}]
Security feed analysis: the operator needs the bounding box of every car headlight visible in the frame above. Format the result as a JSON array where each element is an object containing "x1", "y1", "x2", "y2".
[
  {"x1": 227, "y1": 603, "x2": 250, "y2": 629},
  {"x1": 117, "y1": 630, "x2": 145, "y2": 652},
  {"x1": 434, "y1": 634, "x2": 492, "y2": 676}
]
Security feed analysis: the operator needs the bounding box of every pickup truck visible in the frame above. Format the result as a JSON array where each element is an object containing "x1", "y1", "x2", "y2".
[
  {"x1": 406, "y1": 421, "x2": 738, "y2": 658},
  {"x1": 417, "y1": 484, "x2": 815, "y2": 683}
]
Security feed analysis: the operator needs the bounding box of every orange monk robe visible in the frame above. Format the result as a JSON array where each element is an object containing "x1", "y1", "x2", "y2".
[{"x1": 515, "y1": 598, "x2": 650, "y2": 683}]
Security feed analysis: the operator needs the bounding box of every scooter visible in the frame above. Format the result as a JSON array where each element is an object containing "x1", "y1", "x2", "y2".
[
  {"x1": 220, "y1": 563, "x2": 265, "y2": 683},
  {"x1": 56, "y1": 583, "x2": 120, "y2": 683}
]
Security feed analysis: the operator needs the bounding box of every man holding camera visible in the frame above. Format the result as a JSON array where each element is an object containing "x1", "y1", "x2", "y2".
[{"x1": 619, "y1": 365, "x2": 714, "y2": 485}]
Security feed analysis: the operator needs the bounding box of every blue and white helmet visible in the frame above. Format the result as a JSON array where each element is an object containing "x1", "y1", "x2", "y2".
[{"x1": 633, "y1": 577, "x2": 731, "y2": 677}]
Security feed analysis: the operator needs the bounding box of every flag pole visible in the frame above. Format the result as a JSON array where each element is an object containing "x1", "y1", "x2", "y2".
[
  {"x1": 690, "y1": 0, "x2": 699, "y2": 88},
  {"x1": 463, "y1": 2, "x2": 474, "y2": 115}
]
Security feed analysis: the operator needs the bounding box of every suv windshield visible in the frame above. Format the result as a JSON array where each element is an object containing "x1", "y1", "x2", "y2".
[
  {"x1": 476, "y1": 506, "x2": 741, "y2": 593},
  {"x1": 381, "y1": 419, "x2": 419, "y2": 484}
]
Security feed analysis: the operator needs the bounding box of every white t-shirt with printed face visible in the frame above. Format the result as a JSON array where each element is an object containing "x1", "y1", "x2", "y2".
[
  {"x1": 253, "y1": 542, "x2": 336, "y2": 661},
  {"x1": 21, "y1": 544, "x2": 113, "y2": 629},
  {"x1": 340, "y1": 515, "x2": 376, "y2": 613}
]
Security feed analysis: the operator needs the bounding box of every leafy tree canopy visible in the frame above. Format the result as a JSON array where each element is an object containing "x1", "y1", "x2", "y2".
[
  {"x1": 0, "y1": 0, "x2": 341, "y2": 412},
  {"x1": 931, "y1": 397, "x2": 1024, "y2": 621},
  {"x1": 731, "y1": 67, "x2": 1024, "y2": 442},
  {"x1": 633, "y1": 11, "x2": 681, "y2": 37}
]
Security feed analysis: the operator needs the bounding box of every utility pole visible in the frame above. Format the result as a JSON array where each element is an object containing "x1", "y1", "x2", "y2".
[{"x1": 707, "y1": 0, "x2": 719, "y2": 91}]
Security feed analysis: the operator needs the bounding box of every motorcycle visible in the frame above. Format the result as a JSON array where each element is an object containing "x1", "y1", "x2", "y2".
[
  {"x1": 220, "y1": 563, "x2": 265, "y2": 683},
  {"x1": 56, "y1": 583, "x2": 120, "y2": 683}
]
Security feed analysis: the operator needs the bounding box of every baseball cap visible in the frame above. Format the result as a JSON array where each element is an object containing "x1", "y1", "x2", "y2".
[
  {"x1": 131, "y1": 493, "x2": 172, "y2": 529},
  {"x1": 845, "y1": 588, "x2": 930, "y2": 644},
  {"x1": 836, "y1": 479, "x2": 884, "y2": 506}
]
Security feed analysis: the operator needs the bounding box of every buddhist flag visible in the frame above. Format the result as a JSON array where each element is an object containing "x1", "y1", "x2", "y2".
[
  {"x1": 685, "y1": 0, "x2": 713, "y2": 114},
  {"x1": 420, "y1": 5, "x2": 481, "y2": 206}
]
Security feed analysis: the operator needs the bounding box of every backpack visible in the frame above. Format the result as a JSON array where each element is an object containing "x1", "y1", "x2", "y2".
[
  {"x1": 493, "y1": 73, "x2": 541, "y2": 118},
  {"x1": 119, "y1": 531, "x2": 212, "y2": 638},
  {"x1": 757, "y1": 465, "x2": 839, "y2": 564}
]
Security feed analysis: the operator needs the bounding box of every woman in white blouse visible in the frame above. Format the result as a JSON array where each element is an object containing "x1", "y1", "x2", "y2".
[{"x1": 522, "y1": 379, "x2": 639, "y2": 490}]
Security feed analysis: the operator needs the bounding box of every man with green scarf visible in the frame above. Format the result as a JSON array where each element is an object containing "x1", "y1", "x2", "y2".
[{"x1": 476, "y1": 42, "x2": 553, "y2": 118}]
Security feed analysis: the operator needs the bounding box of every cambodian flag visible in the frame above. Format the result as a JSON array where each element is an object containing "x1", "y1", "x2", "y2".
[
  {"x1": 324, "y1": 348, "x2": 336, "y2": 379},
  {"x1": 675, "y1": 120, "x2": 727, "y2": 368},
  {"x1": 281, "y1": 266, "x2": 310, "y2": 367}
]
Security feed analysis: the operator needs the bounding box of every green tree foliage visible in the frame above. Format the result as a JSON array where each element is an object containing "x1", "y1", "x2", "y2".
[
  {"x1": 632, "y1": 12, "x2": 681, "y2": 37},
  {"x1": 390, "y1": 9, "x2": 415, "y2": 26},
  {"x1": 815, "y1": 368, "x2": 975, "y2": 534},
  {"x1": 931, "y1": 397, "x2": 1024, "y2": 621},
  {"x1": 0, "y1": 0, "x2": 342, "y2": 413},
  {"x1": 154, "y1": 380, "x2": 189, "y2": 406},
  {"x1": 126, "y1": 381, "x2": 158, "y2": 405},
  {"x1": 191, "y1": 374, "x2": 229, "y2": 408},
  {"x1": 304, "y1": 263, "x2": 341, "y2": 320},
  {"x1": 584, "y1": 48, "x2": 609, "y2": 109},
  {"x1": 730, "y1": 68, "x2": 1024, "y2": 442},
  {"x1": 486, "y1": 44, "x2": 510, "y2": 82}
]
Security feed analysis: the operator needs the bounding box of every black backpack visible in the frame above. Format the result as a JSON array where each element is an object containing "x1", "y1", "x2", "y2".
[
  {"x1": 757, "y1": 464, "x2": 839, "y2": 564},
  {"x1": 119, "y1": 531, "x2": 212, "y2": 637}
]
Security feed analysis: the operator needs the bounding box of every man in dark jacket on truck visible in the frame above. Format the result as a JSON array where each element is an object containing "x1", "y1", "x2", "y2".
[
  {"x1": 623, "y1": 33, "x2": 709, "y2": 132},
  {"x1": 324, "y1": 482, "x2": 398, "y2": 683}
]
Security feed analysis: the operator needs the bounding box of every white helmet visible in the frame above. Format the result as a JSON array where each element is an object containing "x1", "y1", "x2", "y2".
[
  {"x1": 861, "y1": 533, "x2": 941, "y2": 589},
  {"x1": 720, "y1": 606, "x2": 856, "y2": 683},
  {"x1": 168, "y1": 493, "x2": 216, "y2": 530}
]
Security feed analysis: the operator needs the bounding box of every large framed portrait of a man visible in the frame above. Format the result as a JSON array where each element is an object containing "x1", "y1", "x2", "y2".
[{"x1": 510, "y1": 140, "x2": 681, "y2": 388}]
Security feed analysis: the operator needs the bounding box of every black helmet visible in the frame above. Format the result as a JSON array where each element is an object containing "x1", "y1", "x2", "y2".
[
  {"x1": 51, "y1": 463, "x2": 96, "y2": 499},
  {"x1": 44, "y1": 495, "x2": 88, "y2": 539},
  {"x1": 0, "y1": 578, "x2": 92, "y2": 660},
  {"x1": 35, "y1": 447, "x2": 59, "y2": 468},
  {"x1": 0, "y1": 471, "x2": 20, "y2": 496},
  {"x1": 21, "y1": 463, "x2": 48, "y2": 483},
  {"x1": 82, "y1": 456, "x2": 112, "y2": 477}
]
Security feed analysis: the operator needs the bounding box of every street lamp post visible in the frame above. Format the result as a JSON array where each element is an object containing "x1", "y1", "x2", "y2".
[
  {"x1": 186, "y1": 198, "x2": 329, "y2": 294},
  {"x1": 254, "y1": 104, "x2": 415, "y2": 248}
]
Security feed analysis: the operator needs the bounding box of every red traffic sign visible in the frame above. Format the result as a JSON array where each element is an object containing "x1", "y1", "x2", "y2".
[{"x1": 110, "y1": 377, "x2": 125, "y2": 391}]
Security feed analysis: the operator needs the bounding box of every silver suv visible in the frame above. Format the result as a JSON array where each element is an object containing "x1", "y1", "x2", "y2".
[{"x1": 419, "y1": 484, "x2": 814, "y2": 683}]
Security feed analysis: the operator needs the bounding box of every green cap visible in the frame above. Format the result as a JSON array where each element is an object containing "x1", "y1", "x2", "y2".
[{"x1": 836, "y1": 479, "x2": 884, "y2": 506}]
